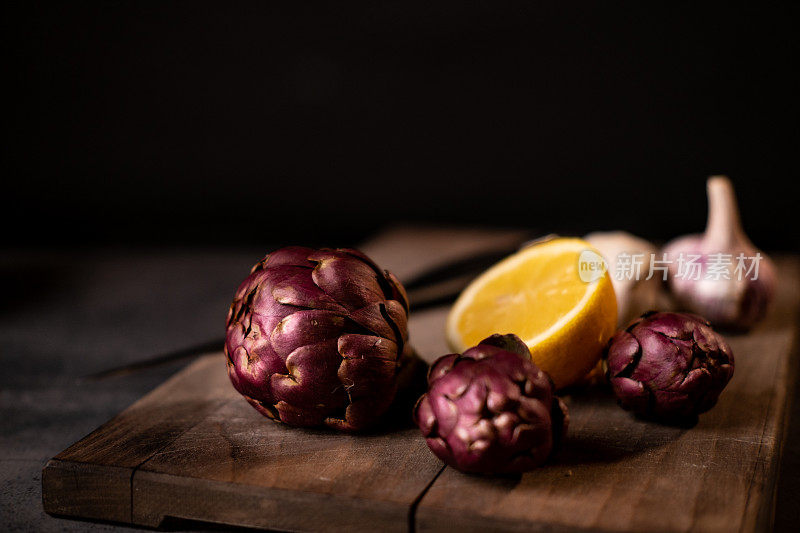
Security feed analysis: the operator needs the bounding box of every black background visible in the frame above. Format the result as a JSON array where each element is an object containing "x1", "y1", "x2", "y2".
[{"x1": 6, "y1": 2, "x2": 799, "y2": 249}]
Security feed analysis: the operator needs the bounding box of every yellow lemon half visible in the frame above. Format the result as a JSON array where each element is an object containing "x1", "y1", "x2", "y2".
[{"x1": 446, "y1": 237, "x2": 617, "y2": 389}]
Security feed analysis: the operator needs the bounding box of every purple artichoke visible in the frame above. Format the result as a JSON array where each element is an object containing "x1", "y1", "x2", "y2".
[
  {"x1": 413, "y1": 334, "x2": 568, "y2": 474},
  {"x1": 225, "y1": 246, "x2": 410, "y2": 431},
  {"x1": 606, "y1": 311, "x2": 734, "y2": 419}
]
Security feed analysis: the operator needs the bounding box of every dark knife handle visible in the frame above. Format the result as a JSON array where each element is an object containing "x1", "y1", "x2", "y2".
[
  {"x1": 88, "y1": 242, "x2": 526, "y2": 378},
  {"x1": 402, "y1": 245, "x2": 521, "y2": 292}
]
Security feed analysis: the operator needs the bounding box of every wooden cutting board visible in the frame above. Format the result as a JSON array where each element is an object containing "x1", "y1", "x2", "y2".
[{"x1": 42, "y1": 228, "x2": 800, "y2": 532}]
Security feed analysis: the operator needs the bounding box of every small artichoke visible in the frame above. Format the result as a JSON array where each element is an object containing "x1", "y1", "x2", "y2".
[
  {"x1": 605, "y1": 311, "x2": 734, "y2": 419},
  {"x1": 225, "y1": 246, "x2": 410, "y2": 431},
  {"x1": 414, "y1": 334, "x2": 568, "y2": 474}
]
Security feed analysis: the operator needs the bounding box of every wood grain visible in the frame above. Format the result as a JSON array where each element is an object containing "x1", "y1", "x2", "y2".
[
  {"x1": 132, "y1": 358, "x2": 442, "y2": 531},
  {"x1": 42, "y1": 353, "x2": 230, "y2": 522},
  {"x1": 414, "y1": 257, "x2": 800, "y2": 533},
  {"x1": 41, "y1": 229, "x2": 800, "y2": 532}
]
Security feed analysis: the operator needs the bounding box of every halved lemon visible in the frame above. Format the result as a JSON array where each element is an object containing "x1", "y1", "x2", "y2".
[{"x1": 446, "y1": 238, "x2": 617, "y2": 389}]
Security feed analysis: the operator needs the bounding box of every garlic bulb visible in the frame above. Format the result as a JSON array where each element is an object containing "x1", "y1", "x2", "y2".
[
  {"x1": 584, "y1": 231, "x2": 666, "y2": 326},
  {"x1": 662, "y1": 176, "x2": 776, "y2": 330}
]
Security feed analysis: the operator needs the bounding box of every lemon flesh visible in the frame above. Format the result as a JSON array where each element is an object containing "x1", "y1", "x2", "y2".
[{"x1": 446, "y1": 238, "x2": 617, "y2": 389}]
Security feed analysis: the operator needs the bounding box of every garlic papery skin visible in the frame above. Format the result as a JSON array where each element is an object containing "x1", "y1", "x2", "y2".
[
  {"x1": 584, "y1": 231, "x2": 666, "y2": 326},
  {"x1": 662, "y1": 176, "x2": 776, "y2": 331}
]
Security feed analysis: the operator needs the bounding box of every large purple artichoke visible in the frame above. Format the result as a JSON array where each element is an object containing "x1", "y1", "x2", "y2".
[
  {"x1": 606, "y1": 311, "x2": 734, "y2": 419},
  {"x1": 414, "y1": 334, "x2": 568, "y2": 474},
  {"x1": 225, "y1": 246, "x2": 410, "y2": 431}
]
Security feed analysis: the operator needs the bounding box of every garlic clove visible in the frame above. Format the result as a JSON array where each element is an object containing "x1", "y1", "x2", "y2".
[{"x1": 584, "y1": 231, "x2": 668, "y2": 326}]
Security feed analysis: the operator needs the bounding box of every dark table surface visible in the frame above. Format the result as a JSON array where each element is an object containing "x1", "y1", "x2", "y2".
[{"x1": 2, "y1": 245, "x2": 799, "y2": 531}]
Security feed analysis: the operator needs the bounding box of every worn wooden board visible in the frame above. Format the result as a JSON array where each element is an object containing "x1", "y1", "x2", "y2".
[
  {"x1": 41, "y1": 353, "x2": 234, "y2": 524},
  {"x1": 41, "y1": 228, "x2": 800, "y2": 532},
  {"x1": 40, "y1": 227, "x2": 522, "y2": 531}
]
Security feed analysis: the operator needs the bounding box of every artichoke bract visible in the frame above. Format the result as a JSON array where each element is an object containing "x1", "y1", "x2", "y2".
[
  {"x1": 225, "y1": 246, "x2": 410, "y2": 431},
  {"x1": 414, "y1": 334, "x2": 568, "y2": 474},
  {"x1": 605, "y1": 311, "x2": 734, "y2": 419}
]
